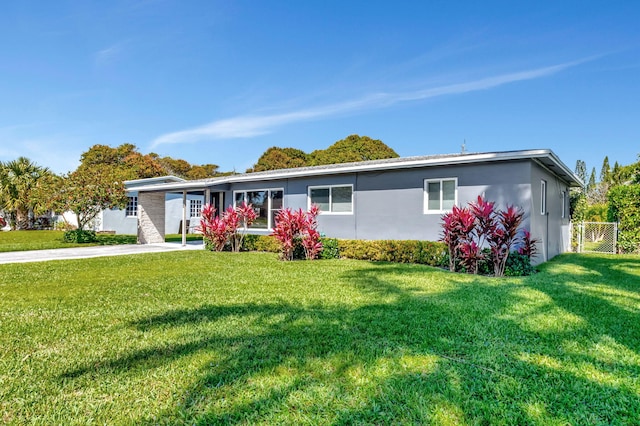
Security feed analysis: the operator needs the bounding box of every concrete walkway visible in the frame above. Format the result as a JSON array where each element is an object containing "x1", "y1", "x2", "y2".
[{"x1": 0, "y1": 241, "x2": 204, "y2": 264}]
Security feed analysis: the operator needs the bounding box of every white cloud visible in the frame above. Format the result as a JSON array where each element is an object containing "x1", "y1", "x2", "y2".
[
  {"x1": 94, "y1": 41, "x2": 128, "y2": 66},
  {"x1": 150, "y1": 58, "x2": 590, "y2": 148}
]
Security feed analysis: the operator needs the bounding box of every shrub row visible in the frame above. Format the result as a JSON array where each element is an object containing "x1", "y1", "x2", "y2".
[
  {"x1": 241, "y1": 235, "x2": 448, "y2": 267},
  {"x1": 336, "y1": 239, "x2": 448, "y2": 267}
]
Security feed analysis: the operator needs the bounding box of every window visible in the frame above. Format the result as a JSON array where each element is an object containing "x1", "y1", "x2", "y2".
[
  {"x1": 541, "y1": 180, "x2": 547, "y2": 215},
  {"x1": 424, "y1": 178, "x2": 457, "y2": 213},
  {"x1": 125, "y1": 196, "x2": 137, "y2": 217},
  {"x1": 234, "y1": 189, "x2": 284, "y2": 229},
  {"x1": 561, "y1": 190, "x2": 567, "y2": 218},
  {"x1": 190, "y1": 199, "x2": 202, "y2": 218},
  {"x1": 308, "y1": 185, "x2": 353, "y2": 214}
]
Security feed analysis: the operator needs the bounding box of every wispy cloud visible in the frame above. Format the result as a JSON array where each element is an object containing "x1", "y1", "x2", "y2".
[
  {"x1": 151, "y1": 58, "x2": 590, "y2": 148},
  {"x1": 94, "y1": 41, "x2": 128, "y2": 67}
]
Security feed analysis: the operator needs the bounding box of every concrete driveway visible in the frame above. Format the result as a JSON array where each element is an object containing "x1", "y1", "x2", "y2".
[{"x1": 0, "y1": 241, "x2": 204, "y2": 265}]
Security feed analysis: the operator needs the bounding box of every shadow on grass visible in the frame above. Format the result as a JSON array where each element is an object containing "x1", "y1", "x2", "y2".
[{"x1": 61, "y1": 256, "x2": 640, "y2": 424}]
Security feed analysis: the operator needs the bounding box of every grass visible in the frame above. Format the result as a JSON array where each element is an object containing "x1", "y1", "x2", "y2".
[
  {"x1": 1, "y1": 252, "x2": 639, "y2": 424},
  {"x1": 0, "y1": 231, "x2": 201, "y2": 252}
]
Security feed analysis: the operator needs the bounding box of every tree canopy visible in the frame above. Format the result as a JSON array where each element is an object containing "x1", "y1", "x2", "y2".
[
  {"x1": 246, "y1": 135, "x2": 399, "y2": 172},
  {"x1": 80, "y1": 144, "x2": 221, "y2": 181},
  {"x1": 309, "y1": 135, "x2": 399, "y2": 166},
  {"x1": 247, "y1": 147, "x2": 309, "y2": 173}
]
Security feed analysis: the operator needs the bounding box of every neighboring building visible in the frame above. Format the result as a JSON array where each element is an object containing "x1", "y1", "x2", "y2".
[{"x1": 132, "y1": 149, "x2": 583, "y2": 262}]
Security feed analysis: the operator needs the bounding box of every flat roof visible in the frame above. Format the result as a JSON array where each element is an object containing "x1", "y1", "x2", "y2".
[{"x1": 132, "y1": 149, "x2": 583, "y2": 192}]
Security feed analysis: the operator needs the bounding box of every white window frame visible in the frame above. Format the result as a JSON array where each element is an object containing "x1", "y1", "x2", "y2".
[
  {"x1": 423, "y1": 178, "x2": 458, "y2": 214},
  {"x1": 125, "y1": 196, "x2": 137, "y2": 217},
  {"x1": 561, "y1": 190, "x2": 567, "y2": 218},
  {"x1": 307, "y1": 184, "x2": 354, "y2": 215},
  {"x1": 233, "y1": 188, "x2": 284, "y2": 230},
  {"x1": 541, "y1": 180, "x2": 547, "y2": 215},
  {"x1": 190, "y1": 199, "x2": 202, "y2": 218}
]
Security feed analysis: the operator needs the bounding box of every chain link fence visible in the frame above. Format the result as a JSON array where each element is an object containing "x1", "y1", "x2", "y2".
[{"x1": 572, "y1": 222, "x2": 618, "y2": 254}]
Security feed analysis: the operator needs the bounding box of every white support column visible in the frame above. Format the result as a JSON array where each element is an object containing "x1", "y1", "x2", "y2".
[
  {"x1": 182, "y1": 191, "x2": 187, "y2": 247},
  {"x1": 203, "y1": 189, "x2": 211, "y2": 249}
]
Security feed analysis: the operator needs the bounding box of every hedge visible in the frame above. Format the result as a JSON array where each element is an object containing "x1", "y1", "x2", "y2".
[
  {"x1": 240, "y1": 234, "x2": 448, "y2": 267},
  {"x1": 608, "y1": 184, "x2": 640, "y2": 253}
]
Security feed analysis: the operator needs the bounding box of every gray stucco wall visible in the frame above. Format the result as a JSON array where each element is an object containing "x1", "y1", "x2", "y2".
[
  {"x1": 529, "y1": 163, "x2": 571, "y2": 262},
  {"x1": 219, "y1": 159, "x2": 545, "y2": 244}
]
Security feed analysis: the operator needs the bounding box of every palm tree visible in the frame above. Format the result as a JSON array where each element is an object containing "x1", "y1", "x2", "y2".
[{"x1": 0, "y1": 157, "x2": 51, "y2": 230}]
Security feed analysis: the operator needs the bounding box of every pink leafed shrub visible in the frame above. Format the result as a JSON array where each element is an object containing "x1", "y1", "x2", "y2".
[
  {"x1": 272, "y1": 204, "x2": 322, "y2": 261},
  {"x1": 226, "y1": 201, "x2": 257, "y2": 252},
  {"x1": 489, "y1": 205, "x2": 524, "y2": 277},
  {"x1": 196, "y1": 204, "x2": 228, "y2": 251},
  {"x1": 518, "y1": 229, "x2": 539, "y2": 259},
  {"x1": 196, "y1": 201, "x2": 257, "y2": 252},
  {"x1": 440, "y1": 195, "x2": 529, "y2": 276}
]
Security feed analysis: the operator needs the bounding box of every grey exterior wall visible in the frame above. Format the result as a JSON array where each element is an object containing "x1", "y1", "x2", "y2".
[
  {"x1": 529, "y1": 162, "x2": 571, "y2": 262},
  {"x1": 215, "y1": 160, "x2": 566, "y2": 260},
  {"x1": 101, "y1": 192, "x2": 204, "y2": 235}
]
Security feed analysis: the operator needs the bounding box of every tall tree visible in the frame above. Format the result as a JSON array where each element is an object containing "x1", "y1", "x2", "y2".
[
  {"x1": 574, "y1": 160, "x2": 587, "y2": 190},
  {"x1": 0, "y1": 157, "x2": 52, "y2": 229},
  {"x1": 309, "y1": 134, "x2": 399, "y2": 166},
  {"x1": 600, "y1": 156, "x2": 611, "y2": 183},
  {"x1": 247, "y1": 147, "x2": 309, "y2": 172}
]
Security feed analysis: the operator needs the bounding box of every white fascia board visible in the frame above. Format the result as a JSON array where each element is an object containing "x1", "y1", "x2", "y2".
[{"x1": 124, "y1": 175, "x2": 186, "y2": 186}]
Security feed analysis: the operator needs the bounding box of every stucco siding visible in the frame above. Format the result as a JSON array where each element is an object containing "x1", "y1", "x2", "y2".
[
  {"x1": 530, "y1": 162, "x2": 572, "y2": 262},
  {"x1": 101, "y1": 209, "x2": 138, "y2": 234},
  {"x1": 218, "y1": 160, "x2": 538, "y2": 242}
]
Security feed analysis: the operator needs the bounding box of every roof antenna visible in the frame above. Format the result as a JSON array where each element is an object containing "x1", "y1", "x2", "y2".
[{"x1": 461, "y1": 139, "x2": 466, "y2": 154}]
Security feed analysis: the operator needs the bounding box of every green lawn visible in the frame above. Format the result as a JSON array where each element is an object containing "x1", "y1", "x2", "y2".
[
  {"x1": 1, "y1": 252, "x2": 639, "y2": 424},
  {"x1": 0, "y1": 231, "x2": 201, "y2": 252}
]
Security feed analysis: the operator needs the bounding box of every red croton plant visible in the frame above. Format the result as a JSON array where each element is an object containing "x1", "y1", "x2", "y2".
[
  {"x1": 441, "y1": 195, "x2": 538, "y2": 276},
  {"x1": 271, "y1": 205, "x2": 322, "y2": 261},
  {"x1": 196, "y1": 201, "x2": 257, "y2": 252}
]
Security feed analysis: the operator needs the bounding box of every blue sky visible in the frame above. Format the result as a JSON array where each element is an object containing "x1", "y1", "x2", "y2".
[{"x1": 1, "y1": 1, "x2": 638, "y2": 177}]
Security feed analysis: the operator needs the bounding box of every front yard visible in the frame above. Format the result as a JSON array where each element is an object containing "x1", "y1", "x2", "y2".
[{"x1": 1, "y1": 251, "x2": 639, "y2": 424}]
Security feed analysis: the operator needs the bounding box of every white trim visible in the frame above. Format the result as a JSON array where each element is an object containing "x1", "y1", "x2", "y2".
[
  {"x1": 561, "y1": 190, "x2": 567, "y2": 218},
  {"x1": 307, "y1": 184, "x2": 354, "y2": 215},
  {"x1": 233, "y1": 188, "x2": 284, "y2": 230},
  {"x1": 423, "y1": 177, "x2": 458, "y2": 214},
  {"x1": 541, "y1": 180, "x2": 547, "y2": 215}
]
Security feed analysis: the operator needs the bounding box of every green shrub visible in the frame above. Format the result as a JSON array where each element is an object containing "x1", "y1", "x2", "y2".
[
  {"x1": 608, "y1": 184, "x2": 640, "y2": 253},
  {"x1": 319, "y1": 238, "x2": 340, "y2": 259},
  {"x1": 336, "y1": 239, "x2": 447, "y2": 267},
  {"x1": 63, "y1": 229, "x2": 98, "y2": 243},
  {"x1": 504, "y1": 252, "x2": 537, "y2": 276},
  {"x1": 242, "y1": 235, "x2": 281, "y2": 253}
]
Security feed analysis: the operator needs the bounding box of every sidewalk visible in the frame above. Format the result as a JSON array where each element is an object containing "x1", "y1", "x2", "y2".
[{"x1": 0, "y1": 241, "x2": 204, "y2": 265}]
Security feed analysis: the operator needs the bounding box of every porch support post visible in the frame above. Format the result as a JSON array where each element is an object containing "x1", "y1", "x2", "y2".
[
  {"x1": 182, "y1": 191, "x2": 187, "y2": 247},
  {"x1": 203, "y1": 189, "x2": 211, "y2": 248}
]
